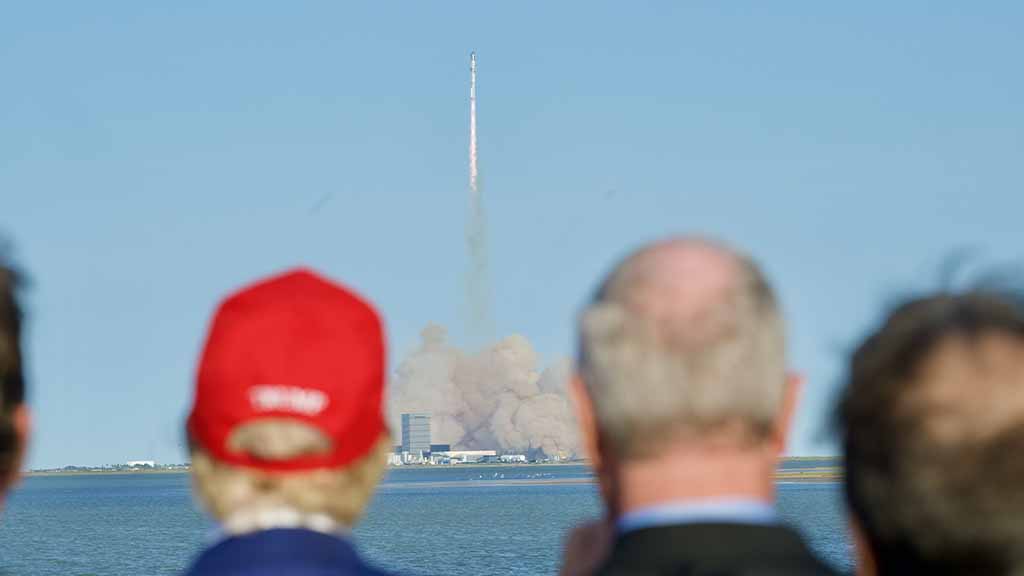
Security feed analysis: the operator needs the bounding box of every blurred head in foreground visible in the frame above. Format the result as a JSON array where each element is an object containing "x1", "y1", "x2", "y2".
[
  {"x1": 565, "y1": 237, "x2": 837, "y2": 575},
  {"x1": 838, "y1": 288, "x2": 1024, "y2": 575},
  {"x1": 574, "y1": 237, "x2": 798, "y2": 512},
  {"x1": 0, "y1": 257, "x2": 29, "y2": 500},
  {"x1": 187, "y1": 268, "x2": 390, "y2": 535}
]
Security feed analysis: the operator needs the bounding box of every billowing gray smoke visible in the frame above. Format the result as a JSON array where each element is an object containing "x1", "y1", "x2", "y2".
[{"x1": 389, "y1": 324, "x2": 580, "y2": 459}]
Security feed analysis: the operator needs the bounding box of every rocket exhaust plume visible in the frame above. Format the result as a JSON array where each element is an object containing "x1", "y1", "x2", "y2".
[
  {"x1": 465, "y1": 51, "x2": 494, "y2": 346},
  {"x1": 469, "y1": 52, "x2": 479, "y2": 197},
  {"x1": 388, "y1": 53, "x2": 579, "y2": 460}
]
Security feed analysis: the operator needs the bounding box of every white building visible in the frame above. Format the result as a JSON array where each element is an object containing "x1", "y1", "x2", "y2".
[
  {"x1": 433, "y1": 450, "x2": 497, "y2": 463},
  {"x1": 126, "y1": 460, "x2": 155, "y2": 468},
  {"x1": 401, "y1": 451, "x2": 427, "y2": 465}
]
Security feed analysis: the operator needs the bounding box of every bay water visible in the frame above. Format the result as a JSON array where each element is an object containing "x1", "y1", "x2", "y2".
[{"x1": 0, "y1": 465, "x2": 851, "y2": 575}]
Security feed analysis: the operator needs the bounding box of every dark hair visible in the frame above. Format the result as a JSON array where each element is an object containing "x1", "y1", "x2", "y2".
[
  {"x1": 838, "y1": 289, "x2": 1024, "y2": 574},
  {"x1": 0, "y1": 260, "x2": 25, "y2": 479}
]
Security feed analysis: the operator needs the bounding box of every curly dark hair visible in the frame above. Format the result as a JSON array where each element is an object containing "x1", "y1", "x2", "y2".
[
  {"x1": 0, "y1": 261, "x2": 25, "y2": 480},
  {"x1": 838, "y1": 289, "x2": 1024, "y2": 575}
]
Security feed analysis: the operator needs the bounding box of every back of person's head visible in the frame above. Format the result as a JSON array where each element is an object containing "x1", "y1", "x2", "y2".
[
  {"x1": 576, "y1": 236, "x2": 789, "y2": 460},
  {"x1": 838, "y1": 288, "x2": 1024, "y2": 575},
  {"x1": 186, "y1": 268, "x2": 390, "y2": 534},
  {"x1": 0, "y1": 256, "x2": 28, "y2": 494}
]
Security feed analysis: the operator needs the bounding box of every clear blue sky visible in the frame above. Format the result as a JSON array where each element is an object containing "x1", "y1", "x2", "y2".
[{"x1": 2, "y1": 3, "x2": 1022, "y2": 468}]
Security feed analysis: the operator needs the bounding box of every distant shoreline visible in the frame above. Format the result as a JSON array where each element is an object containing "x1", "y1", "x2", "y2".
[
  {"x1": 26, "y1": 468, "x2": 188, "y2": 478},
  {"x1": 386, "y1": 461, "x2": 589, "y2": 470},
  {"x1": 27, "y1": 459, "x2": 842, "y2": 482}
]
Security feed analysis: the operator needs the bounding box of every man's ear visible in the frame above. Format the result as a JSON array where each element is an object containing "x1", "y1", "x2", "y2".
[
  {"x1": 569, "y1": 374, "x2": 601, "y2": 471},
  {"x1": 850, "y1": 515, "x2": 878, "y2": 576},
  {"x1": 772, "y1": 372, "x2": 802, "y2": 456},
  {"x1": 4, "y1": 404, "x2": 31, "y2": 491}
]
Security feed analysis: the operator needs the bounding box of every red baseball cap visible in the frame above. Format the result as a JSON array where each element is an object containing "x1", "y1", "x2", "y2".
[{"x1": 187, "y1": 268, "x2": 387, "y2": 472}]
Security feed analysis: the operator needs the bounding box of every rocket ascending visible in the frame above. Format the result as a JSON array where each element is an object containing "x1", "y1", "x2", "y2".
[
  {"x1": 469, "y1": 52, "x2": 478, "y2": 195},
  {"x1": 470, "y1": 52, "x2": 477, "y2": 98},
  {"x1": 465, "y1": 50, "x2": 493, "y2": 345}
]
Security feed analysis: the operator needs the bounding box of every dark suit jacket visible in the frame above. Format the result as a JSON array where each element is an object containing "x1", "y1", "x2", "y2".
[
  {"x1": 596, "y1": 523, "x2": 843, "y2": 576},
  {"x1": 183, "y1": 528, "x2": 397, "y2": 576}
]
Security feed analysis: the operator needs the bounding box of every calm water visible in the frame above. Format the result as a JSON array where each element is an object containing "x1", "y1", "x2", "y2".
[{"x1": 0, "y1": 466, "x2": 851, "y2": 575}]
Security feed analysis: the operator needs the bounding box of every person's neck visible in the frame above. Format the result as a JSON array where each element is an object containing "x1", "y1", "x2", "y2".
[
  {"x1": 221, "y1": 505, "x2": 350, "y2": 537},
  {"x1": 610, "y1": 442, "x2": 777, "y2": 517}
]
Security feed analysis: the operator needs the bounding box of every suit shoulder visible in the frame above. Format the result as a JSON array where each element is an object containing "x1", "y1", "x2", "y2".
[{"x1": 597, "y1": 523, "x2": 845, "y2": 576}]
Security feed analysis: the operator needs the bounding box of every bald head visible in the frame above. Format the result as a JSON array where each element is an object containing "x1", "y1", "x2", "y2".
[
  {"x1": 599, "y1": 238, "x2": 742, "y2": 324},
  {"x1": 578, "y1": 237, "x2": 786, "y2": 459}
]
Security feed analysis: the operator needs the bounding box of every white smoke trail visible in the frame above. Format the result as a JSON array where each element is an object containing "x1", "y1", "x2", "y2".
[
  {"x1": 469, "y1": 52, "x2": 478, "y2": 197},
  {"x1": 465, "y1": 52, "x2": 494, "y2": 346},
  {"x1": 390, "y1": 325, "x2": 580, "y2": 459}
]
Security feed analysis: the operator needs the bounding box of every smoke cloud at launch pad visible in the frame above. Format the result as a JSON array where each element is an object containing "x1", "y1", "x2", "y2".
[{"x1": 389, "y1": 325, "x2": 580, "y2": 459}]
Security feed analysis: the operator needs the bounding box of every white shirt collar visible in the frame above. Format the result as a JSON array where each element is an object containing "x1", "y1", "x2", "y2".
[{"x1": 207, "y1": 506, "x2": 351, "y2": 543}]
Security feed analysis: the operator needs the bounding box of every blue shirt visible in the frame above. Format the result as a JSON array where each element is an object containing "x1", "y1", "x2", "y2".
[
  {"x1": 617, "y1": 499, "x2": 777, "y2": 534},
  {"x1": 183, "y1": 528, "x2": 398, "y2": 576}
]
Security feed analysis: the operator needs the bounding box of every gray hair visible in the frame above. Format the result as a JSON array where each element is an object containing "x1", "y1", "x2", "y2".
[{"x1": 577, "y1": 238, "x2": 786, "y2": 458}]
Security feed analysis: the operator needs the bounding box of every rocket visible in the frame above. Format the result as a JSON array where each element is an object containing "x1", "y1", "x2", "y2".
[{"x1": 470, "y1": 52, "x2": 477, "y2": 99}]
